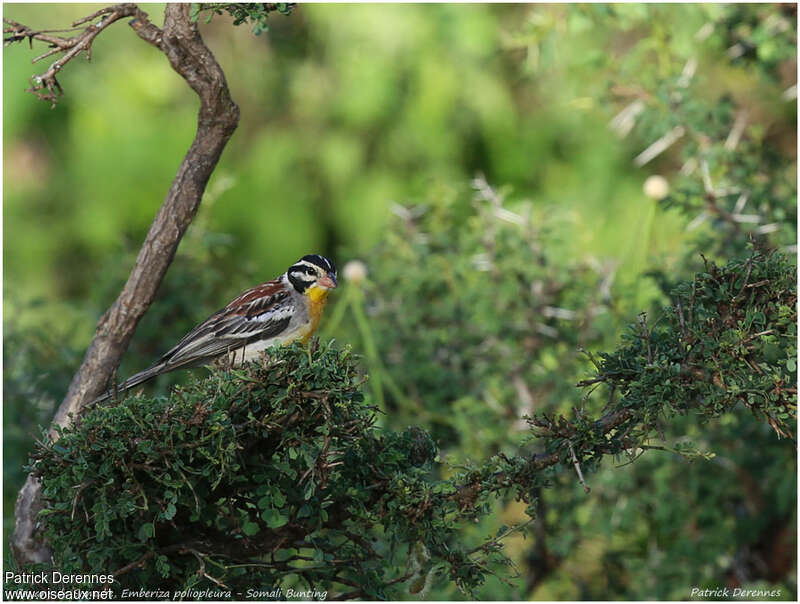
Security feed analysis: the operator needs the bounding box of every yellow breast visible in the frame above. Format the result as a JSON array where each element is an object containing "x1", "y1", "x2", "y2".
[{"x1": 301, "y1": 285, "x2": 331, "y2": 343}]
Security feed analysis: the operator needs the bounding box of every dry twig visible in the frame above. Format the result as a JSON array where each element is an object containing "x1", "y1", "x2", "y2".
[{"x1": 4, "y1": 4, "x2": 147, "y2": 106}]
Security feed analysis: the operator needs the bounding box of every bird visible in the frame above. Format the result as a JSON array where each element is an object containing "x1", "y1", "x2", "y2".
[{"x1": 91, "y1": 254, "x2": 337, "y2": 405}]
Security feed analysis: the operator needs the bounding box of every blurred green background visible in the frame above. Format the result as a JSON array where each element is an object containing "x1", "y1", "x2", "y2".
[{"x1": 4, "y1": 3, "x2": 796, "y2": 599}]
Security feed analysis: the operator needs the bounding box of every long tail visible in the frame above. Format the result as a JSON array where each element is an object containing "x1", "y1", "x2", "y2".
[{"x1": 88, "y1": 363, "x2": 169, "y2": 407}]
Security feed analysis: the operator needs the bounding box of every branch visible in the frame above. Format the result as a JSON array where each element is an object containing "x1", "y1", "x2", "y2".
[
  {"x1": 12, "y1": 2, "x2": 240, "y2": 565},
  {"x1": 3, "y1": 4, "x2": 147, "y2": 106}
]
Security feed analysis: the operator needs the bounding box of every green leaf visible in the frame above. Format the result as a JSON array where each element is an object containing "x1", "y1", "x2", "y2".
[
  {"x1": 242, "y1": 521, "x2": 261, "y2": 536},
  {"x1": 261, "y1": 507, "x2": 289, "y2": 528},
  {"x1": 163, "y1": 503, "x2": 177, "y2": 520},
  {"x1": 155, "y1": 555, "x2": 170, "y2": 578},
  {"x1": 137, "y1": 522, "x2": 154, "y2": 542}
]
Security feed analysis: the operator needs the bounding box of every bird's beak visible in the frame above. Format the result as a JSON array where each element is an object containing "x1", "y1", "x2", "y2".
[{"x1": 318, "y1": 273, "x2": 338, "y2": 289}]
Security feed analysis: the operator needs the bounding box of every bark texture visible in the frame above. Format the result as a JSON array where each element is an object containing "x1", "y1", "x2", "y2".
[{"x1": 12, "y1": 3, "x2": 240, "y2": 565}]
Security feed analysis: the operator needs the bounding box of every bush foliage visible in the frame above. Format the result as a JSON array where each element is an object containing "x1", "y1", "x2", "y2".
[
  {"x1": 29, "y1": 251, "x2": 796, "y2": 598},
  {"x1": 333, "y1": 180, "x2": 615, "y2": 453}
]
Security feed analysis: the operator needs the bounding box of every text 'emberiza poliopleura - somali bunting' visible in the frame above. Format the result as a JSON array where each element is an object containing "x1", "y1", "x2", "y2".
[{"x1": 90, "y1": 254, "x2": 338, "y2": 405}]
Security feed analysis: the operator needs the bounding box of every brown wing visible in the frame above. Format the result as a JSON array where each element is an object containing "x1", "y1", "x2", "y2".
[{"x1": 156, "y1": 279, "x2": 294, "y2": 368}]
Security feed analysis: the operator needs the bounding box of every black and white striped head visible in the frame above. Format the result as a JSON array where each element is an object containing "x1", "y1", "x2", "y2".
[{"x1": 286, "y1": 254, "x2": 338, "y2": 294}]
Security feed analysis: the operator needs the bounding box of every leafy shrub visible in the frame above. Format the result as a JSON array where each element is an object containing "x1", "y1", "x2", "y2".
[
  {"x1": 34, "y1": 342, "x2": 468, "y2": 598},
  {"x1": 333, "y1": 181, "x2": 617, "y2": 454},
  {"x1": 29, "y1": 251, "x2": 796, "y2": 598}
]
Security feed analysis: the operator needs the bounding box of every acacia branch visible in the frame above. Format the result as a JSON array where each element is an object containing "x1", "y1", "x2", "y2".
[
  {"x1": 11, "y1": 2, "x2": 240, "y2": 565},
  {"x1": 453, "y1": 408, "x2": 633, "y2": 510},
  {"x1": 3, "y1": 4, "x2": 147, "y2": 106}
]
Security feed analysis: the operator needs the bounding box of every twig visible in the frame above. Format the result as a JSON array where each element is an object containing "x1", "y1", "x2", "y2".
[
  {"x1": 575, "y1": 376, "x2": 605, "y2": 387},
  {"x1": 638, "y1": 312, "x2": 653, "y2": 364},
  {"x1": 743, "y1": 357, "x2": 765, "y2": 376},
  {"x1": 186, "y1": 547, "x2": 231, "y2": 590},
  {"x1": 733, "y1": 255, "x2": 755, "y2": 300},
  {"x1": 741, "y1": 330, "x2": 774, "y2": 344},
  {"x1": 343, "y1": 531, "x2": 380, "y2": 559},
  {"x1": 675, "y1": 298, "x2": 687, "y2": 339},
  {"x1": 580, "y1": 383, "x2": 600, "y2": 413},
  {"x1": 4, "y1": 4, "x2": 147, "y2": 106},
  {"x1": 112, "y1": 550, "x2": 155, "y2": 577},
  {"x1": 72, "y1": 5, "x2": 125, "y2": 27},
  {"x1": 724, "y1": 110, "x2": 748, "y2": 151},
  {"x1": 70, "y1": 481, "x2": 92, "y2": 521},
  {"x1": 466, "y1": 519, "x2": 533, "y2": 556},
  {"x1": 615, "y1": 448, "x2": 646, "y2": 468},
  {"x1": 567, "y1": 442, "x2": 591, "y2": 494},
  {"x1": 634, "y1": 125, "x2": 685, "y2": 166}
]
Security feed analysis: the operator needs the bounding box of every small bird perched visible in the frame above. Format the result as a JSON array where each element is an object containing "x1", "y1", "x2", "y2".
[{"x1": 92, "y1": 254, "x2": 337, "y2": 405}]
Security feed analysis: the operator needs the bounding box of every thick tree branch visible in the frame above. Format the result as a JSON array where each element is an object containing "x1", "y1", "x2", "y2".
[{"x1": 12, "y1": 2, "x2": 240, "y2": 565}]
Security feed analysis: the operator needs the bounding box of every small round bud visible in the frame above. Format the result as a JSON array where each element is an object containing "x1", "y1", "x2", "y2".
[
  {"x1": 342, "y1": 260, "x2": 368, "y2": 285},
  {"x1": 643, "y1": 175, "x2": 669, "y2": 200}
]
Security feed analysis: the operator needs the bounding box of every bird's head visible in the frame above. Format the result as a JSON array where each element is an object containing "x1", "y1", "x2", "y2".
[{"x1": 287, "y1": 254, "x2": 338, "y2": 300}]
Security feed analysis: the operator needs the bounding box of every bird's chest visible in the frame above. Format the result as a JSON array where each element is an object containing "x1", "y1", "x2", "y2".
[{"x1": 302, "y1": 287, "x2": 330, "y2": 342}]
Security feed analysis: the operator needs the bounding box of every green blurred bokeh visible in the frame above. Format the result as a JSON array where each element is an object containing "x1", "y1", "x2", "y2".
[{"x1": 4, "y1": 3, "x2": 702, "y2": 318}]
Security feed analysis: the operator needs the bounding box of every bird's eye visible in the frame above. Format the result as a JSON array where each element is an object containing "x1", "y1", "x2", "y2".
[{"x1": 305, "y1": 267, "x2": 316, "y2": 275}]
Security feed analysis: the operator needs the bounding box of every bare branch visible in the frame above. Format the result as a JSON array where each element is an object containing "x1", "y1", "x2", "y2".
[
  {"x1": 12, "y1": 2, "x2": 240, "y2": 565},
  {"x1": 3, "y1": 4, "x2": 146, "y2": 106}
]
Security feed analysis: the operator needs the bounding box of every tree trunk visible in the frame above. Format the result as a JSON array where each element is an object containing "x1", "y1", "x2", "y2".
[{"x1": 12, "y1": 3, "x2": 240, "y2": 565}]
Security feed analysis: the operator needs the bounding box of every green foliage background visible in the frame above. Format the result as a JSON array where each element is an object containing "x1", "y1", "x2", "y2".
[{"x1": 4, "y1": 2, "x2": 796, "y2": 600}]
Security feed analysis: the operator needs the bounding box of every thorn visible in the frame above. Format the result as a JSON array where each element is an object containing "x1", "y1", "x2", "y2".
[{"x1": 568, "y1": 442, "x2": 591, "y2": 494}]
